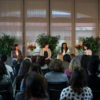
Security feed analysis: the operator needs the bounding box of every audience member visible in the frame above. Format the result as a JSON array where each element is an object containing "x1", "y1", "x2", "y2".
[
  {"x1": 64, "y1": 57, "x2": 81, "y2": 79},
  {"x1": 81, "y1": 55, "x2": 91, "y2": 73},
  {"x1": 63, "y1": 54, "x2": 71, "y2": 70},
  {"x1": 57, "y1": 53, "x2": 63, "y2": 61},
  {"x1": 24, "y1": 72, "x2": 48, "y2": 100},
  {"x1": 70, "y1": 53, "x2": 75, "y2": 59},
  {"x1": 15, "y1": 55, "x2": 23, "y2": 77},
  {"x1": 37, "y1": 56, "x2": 49, "y2": 75},
  {"x1": 60, "y1": 67, "x2": 93, "y2": 100},
  {"x1": 14, "y1": 57, "x2": 32, "y2": 92},
  {"x1": 1, "y1": 55, "x2": 13, "y2": 78},
  {"x1": 45, "y1": 59, "x2": 68, "y2": 83},
  {"x1": 0, "y1": 61, "x2": 13, "y2": 100},
  {"x1": 87, "y1": 55, "x2": 100, "y2": 100},
  {"x1": 20, "y1": 63, "x2": 43, "y2": 93}
]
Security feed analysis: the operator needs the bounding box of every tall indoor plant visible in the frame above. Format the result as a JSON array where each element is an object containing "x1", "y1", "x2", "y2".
[
  {"x1": 0, "y1": 34, "x2": 16, "y2": 56},
  {"x1": 36, "y1": 34, "x2": 60, "y2": 58}
]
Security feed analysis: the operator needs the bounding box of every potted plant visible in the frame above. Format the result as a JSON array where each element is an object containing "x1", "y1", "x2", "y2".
[
  {"x1": 0, "y1": 33, "x2": 16, "y2": 57},
  {"x1": 36, "y1": 33, "x2": 60, "y2": 58}
]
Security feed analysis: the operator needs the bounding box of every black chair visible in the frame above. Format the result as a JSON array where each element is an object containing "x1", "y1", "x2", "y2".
[
  {"x1": 0, "y1": 83, "x2": 13, "y2": 100},
  {"x1": 48, "y1": 82, "x2": 68, "y2": 100},
  {"x1": 15, "y1": 92, "x2": 24, "y2": 100},
  {"x1": 0, "y1": 95, "x2": 3, "y2": 100},
  {"x1": 93, "y1": 90, "x2": 100, "y2": 100}
]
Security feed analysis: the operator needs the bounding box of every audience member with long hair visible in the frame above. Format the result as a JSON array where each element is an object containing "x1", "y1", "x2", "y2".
[
  {"x1": 20, "y1": 63, "x2": 43, "y2": 92},
  {"x1": 24, "y1": 72, "x2": 48, "y2": 100},
  {"x1": 64, "y1": 57, "x2": 81, "y2": 79},
  {"x1": 81, "y1": 55, "x2": 91, "y2": 74},
  {"x1": 14, "y1": 57, "x2": 32, "y2": 92},
  {"x1": 63, "y1": 54, "x2": 71, "y2": 70},
  {"x1": 60, "y1": 67, "x2": 93, "y2": 100}
]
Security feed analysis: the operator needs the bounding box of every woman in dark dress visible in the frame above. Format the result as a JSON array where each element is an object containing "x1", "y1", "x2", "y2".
[{"x1": 40, "y1": 44, "x2": 51, "y2": 65}]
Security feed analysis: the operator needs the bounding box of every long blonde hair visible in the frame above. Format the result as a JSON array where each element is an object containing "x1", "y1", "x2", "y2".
[{"x1": 69, "y1": 57, "x2": 81, "y2": 72}]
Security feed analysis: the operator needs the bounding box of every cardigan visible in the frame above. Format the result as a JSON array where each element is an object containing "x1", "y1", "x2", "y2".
[{"x1": 40, "y1": 48, "x2": 51, "y2": 59}]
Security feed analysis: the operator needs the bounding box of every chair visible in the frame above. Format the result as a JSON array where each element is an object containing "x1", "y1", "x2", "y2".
[
  {"x1": 48, "y1": 82, "x2": 68, "y2": 100},
  {"x1": 15, "y1": 92, "x2": 24, "y2": 100},
  {"x1": 0, "y1": 95, "x2": 3, "y2": 100},
  {"x1": 93, "y1": 90, "x2": 100, "y2": 100},
  {"x1": 0, "y1": 83, "x2": 13, "y2": 100}
]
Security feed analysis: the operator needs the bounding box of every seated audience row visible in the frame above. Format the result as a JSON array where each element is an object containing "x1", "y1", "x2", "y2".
[{"x1": 0, "y1": 53, "x2": 100, "y2": 100}]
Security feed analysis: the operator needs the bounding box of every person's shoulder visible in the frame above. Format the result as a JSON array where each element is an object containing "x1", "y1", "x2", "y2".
[
  {"x1": 60, "y1": 86, "x2": 71, "y2": 98},
  {"x1": 47, "y1": 48, "x2": 51, "y2": 52},
  {"x1": 60, "y1": 72, "x2": 68, "y2": 77},
  {"x1": 62, "y1": 86, "x2": 71, "y2": 91},
  {"x1": 0, "y1": 75, "x2": 11, "y2": 84},
  {"x1": 45, "y1": 72, "x2": 52, "y2": 77},
  {"x1": 83, "y1": 87, "x2": 92, "y2": 92},
  {"x1": 5, "y1": 64, "x2": 13, "y2": 72}
]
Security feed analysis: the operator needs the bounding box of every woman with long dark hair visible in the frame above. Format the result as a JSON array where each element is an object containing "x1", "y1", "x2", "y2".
[
  {"x1": 61, "y1": 43, "x2": 70, "y2": 55},
  {"x1": 60, "y1": 67, "x2": 93, "y2": 100},
  {"x1": 24, "y1": 72, "x2": 48, "y2": 100}
]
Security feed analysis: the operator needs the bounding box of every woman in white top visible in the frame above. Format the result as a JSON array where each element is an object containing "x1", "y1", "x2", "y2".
[
  {"x1": 61, "y1": 43, "x2": 70, "y2": 55},
  {"x1": 60, "y1": 67, "x2": 93, "y2": 100},
  {"x1": 84, "y1": 46, "x2": 92, "y2": 56}
]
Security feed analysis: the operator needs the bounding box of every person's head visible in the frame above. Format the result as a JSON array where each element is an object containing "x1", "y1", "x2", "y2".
[
  {"x1": 19, "y1": 57, "x2": 32, "y2": 76},
  {"x1": 0, "y1": 61, "x2": 7, "y2": 80},
  {"x1": 62, "y1": 43, "x2": 67, "y2": 49},
  {"x1": 13, "y1": 44, "x2": 19, "y2": 50},
  {"x1": 49, "y1": 59, "x2": 64, "y2": 72},
  {"x1": 1, "y1": 55, "x2": 7, "y2": 64},
  {"x1": 69, "y1": 57, "x2": 81, "y2": 72},
  {"x1": 81, "y1": 55, "x2": 91, "y2": 70},
  {"x1": 63, "y1": 54, "x2": 71, "y2": 63},
  {"x1": 61, "y1": 42, "x2": 68, "y2": 52},
  {"x1": 25, "y1": 72, "x2": 47, "y2": 100},
  {"x1": 70, "y1": 53, "x2": 75, "y2": 59},
  {"x1": 70, "y1": 67, "x2": 87, "y2": 94},
  {"x1": 84, "y1": 46, "x2": 88, "y2": 50},
  {"x1": 88, "y1": 55, "x2": 100, "y2": 75},
  {"x1": 44, "y1": 44, "x2": 49, "y2": 49},
  {"x1": 57, "y1": 53, "x2": 63, "y2": 61},
  {"x1": 29, "y1": 63, "x2": 43, "y2": 75}
]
